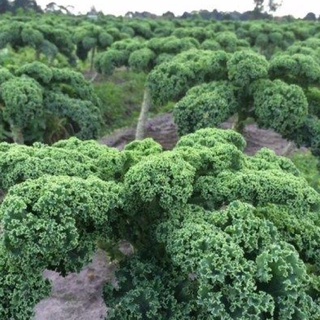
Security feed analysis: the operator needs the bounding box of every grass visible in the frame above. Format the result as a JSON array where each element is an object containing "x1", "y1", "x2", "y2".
[
  {"x1": 93, "y1": 69, "x2": 147, "y2": 135},
  {"x1": 290, "y1": 150, "x2": 320, "y2": 192}
]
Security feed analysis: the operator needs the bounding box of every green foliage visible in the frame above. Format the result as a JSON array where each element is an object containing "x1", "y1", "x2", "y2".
[
  {"x1": 0, "y1": 128, "x2": 320, "y2": 319},
  {"x1": 149, "y1": 47, "x2": 320, "y2": 157},
  {"x1": 124, "y1": 138, "x2": 163, "y2": 163},
  {"x1": 110, "y1": 39, "x2": 146, "y2": 59},
  {"x1": 39, "y1": 40, "x2": 59, "y2": 63},
  {"x1": 154, "y1": 53, "x2": 175, "y2": 65},
  {"x1": 107, "y1": 129, "x2": 320, "y2": 319},
  {"x1": 51, "y1": 137, "x2": 127, "y2": 181},
  {"x1": 98, "y1": 32, "x2": 113, "y2": 49},
  {"x1": 93, "y1": 70, "x2": 146, "y2": 131},
  {"x1": 128, "y1": 48, "x2": 155, "y2": 73},
  {"x1": 291, "y1": 116, "x2": 320, "y2": 157},
  {"x1": 0, "y1": 21, "x2": 23, "y2": 50},
  {"x1": 73, "y1": 25, "x2": 114, "y2": 64},
  {"x1": 173, "y1": 81, "x2": 239, "y2": 136},
  {"x1": 285, "y1": 38, "x2": 320, "y2": 64},
  {"x1": 105, "y1": 27, "x2": 124, "y2": 42},
  {"x1": 154, "y1": 37, "x2": 199, "y2": 54},
  {"x1": 124, "y1": 152, "x2": 195, "y2": 213},
  {"x1": 44, "y1": 91, "x2": 102, "y2": 140},
  {"x1": 21, "y1": 26, "x2": 44, "y2": 48},
  {"x1": 269, "y1": 54, "x2": 320, "y2": 88},
  {"x1": 215, "y1": 31, "x2": 239, "y2": 52},
  {"x1": 2, "y1": 15, "x2": 320, "y2": 320},
  {"x1": 50, "y1": 67, "x2": 99, "y2": 103},
  {"x1": 104, "y1": 257, "x2": 188, "y2": 320},
  {"x1": 0, "y1": 242, "x2": 51, "y2": 319},
  {"x1": 0, "y1": 19, "x2": 75, "y2": 65},
  {"x1": 227, "y1": 50, "x2": 269, "y2": 88},
  {"x1": 200, "y1": 39, "x2": 221, "y2": 50},
  {"x1": 306, "y1": 88, "x2": 320, "y2": 118},
  {"x1": 253, "y1": 79, "x2": 308, "y2": 137},
  {"x1": 0, "y1": 76, "x2": 44, "y2": 135},
  {"x1": 128, "y1": 21, "x2": 153, "y2": 39},
  {"x1": 175, "y1": 127, "x2": 247, "y2": 152},
  {"x1": 291, "y1": 151, "x2": 320, "y2": 192},
  {"x1": 94, "y1": 49, "x2": 127, "y2": 76},
  {"x1": 0, "y1": 67, "x2": 14, "y2": 85},
  {"x1": 147, "y1": 50, "x2": 229, "y2": 106},
  {"x1": 0, "y1": 137, "x2": 126, "y2": 191},
  {"x1": 82, "y1": 36, "x2": 96, "y2": 51},
  {"x1": 0, "y1": 63, "x2": 103, "y2": 144},
  {"x1": 39, "y1": 26, "x2": 75, "y2": 64},
  {"x1": 16, "y1": 61, "x2": 53, "y2": 84},
  {"x1": 172, "y1": 26, "x2": 211, "y2": 43},
  {"x1": 1, "y1": 175, "x2": 123, "y2": 273}
]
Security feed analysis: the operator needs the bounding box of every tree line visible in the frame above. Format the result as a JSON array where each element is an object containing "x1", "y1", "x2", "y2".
[
  {"x1": 0, "y1": 0, "x2": 42, "y2": 14},
  {"x1": 0, "y1": 0, "x2": 318, "y2": 22}
]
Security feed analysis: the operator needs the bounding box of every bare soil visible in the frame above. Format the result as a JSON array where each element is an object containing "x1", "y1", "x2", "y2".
[
  {"x1": 34, "y1": 113, "x2": 304, "y2": 320},
  {"x1": 100, "y1": 112, "x2": 300, "y2": 156},
  {"x1": 34, "y1": 250, "x2": 114, "y2": 320}
]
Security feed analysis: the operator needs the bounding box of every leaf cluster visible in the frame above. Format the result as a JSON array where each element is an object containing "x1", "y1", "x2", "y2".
[
  {"x1": 0, "y1": 128, "x2": 319, "y2": 318},
  {"x1": 147, "y1": 48, "x2": 320, "y2": 154},
  {"x1": 0, "y1": 62, "x2": 103, "y2": 144}
]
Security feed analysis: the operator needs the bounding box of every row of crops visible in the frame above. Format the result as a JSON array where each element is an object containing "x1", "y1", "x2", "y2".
[{"x1": 1, "y1": 12, "x2": 320, "y2": 319}]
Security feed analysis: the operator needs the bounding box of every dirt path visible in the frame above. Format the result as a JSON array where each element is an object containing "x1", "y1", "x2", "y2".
[{"x1": 34, "y1": 113, "x2": 303, "y2": 320}]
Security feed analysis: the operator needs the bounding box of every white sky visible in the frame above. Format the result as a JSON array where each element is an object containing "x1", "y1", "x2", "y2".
[{"x1": 36, "y1": 0, "x2": 320, "y2": 18}]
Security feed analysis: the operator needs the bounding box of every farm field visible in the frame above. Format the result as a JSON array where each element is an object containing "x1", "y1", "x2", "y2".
[
  {"x1": 34, "y1": 120, "x2": 306, "y2": 320},
  {"x1": 1, "y1": 2, "x2": 320, "y2": 319}
]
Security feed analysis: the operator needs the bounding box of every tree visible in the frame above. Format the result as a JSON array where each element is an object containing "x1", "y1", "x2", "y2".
[
  {"x1": 303, "y1": 12, "x2": 317, "y2": 21},
  {"x1": 253, "y1": 0, "x2": 282, "y2": 12},
  {"x1": 254, "y1": 0, "x2": 264, "y2": 12},
  {"x1": 0, "y1": 0, "x2": 10, "y2": 13},
  {"x1": 12, "y1": 0, "x2": 42, "y2": 13},
  {"x1": 45, "y1": 2, "x2": 72, "y2": 15},
  {"x1": 162, "y1": 11, "x2": 175, "y2": 19}
]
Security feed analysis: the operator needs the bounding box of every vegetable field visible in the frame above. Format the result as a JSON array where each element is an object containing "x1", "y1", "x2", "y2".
[{"x1": 0, "y1": 6, "x2": 320, "y2": 320}]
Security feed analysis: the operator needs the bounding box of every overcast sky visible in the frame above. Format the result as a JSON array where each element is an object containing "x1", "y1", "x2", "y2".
[{"x1": 35, "y1": 0, "x2": 320, "y2": 18}]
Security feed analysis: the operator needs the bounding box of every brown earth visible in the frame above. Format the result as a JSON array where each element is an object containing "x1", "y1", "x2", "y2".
[
  {"x1": 34, "y1": 113, "x2": 304, "y2": 320},
  {"x1": 34, "y1": 250, "x2": 114, "y2": 320},
  {"x1": 100, "y1": 112, "x2": 300, "y2": 156}
]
